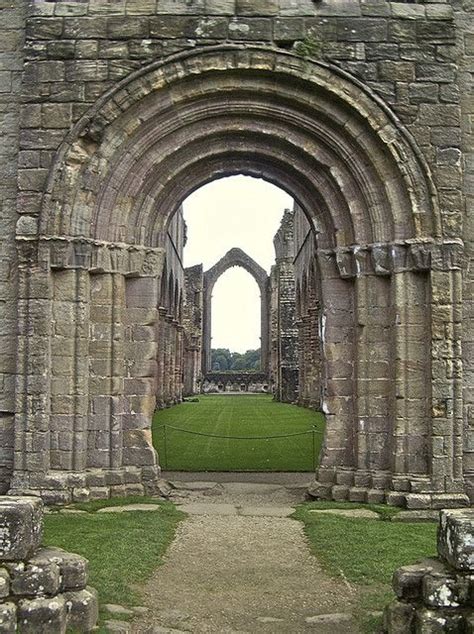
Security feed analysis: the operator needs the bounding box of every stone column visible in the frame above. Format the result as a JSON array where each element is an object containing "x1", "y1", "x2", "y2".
[
  {"x1": 390, "y1": 269, "x2": 431, "y2": 504},
  {"x1": 430, "y1": 266, "x2": 464, "y2": 498},
  {"x1": 313, "y1": 253, "x2": 356, "y2": 488},
  {"x1": 122, "y1": 276, "x2": 159, "y2": 470},
  {"x1": 156, "y1": 307, "x2": 168, "y2": 408},
  {"x1": 11, "y1": 241, "x2": 52, "y2": 494},
  {"x1": 354, "y1": 274, "x2": 392, "y2": 488},
  {"x1": 49, "y1": 269, "x2": 90, "y2": 474}
]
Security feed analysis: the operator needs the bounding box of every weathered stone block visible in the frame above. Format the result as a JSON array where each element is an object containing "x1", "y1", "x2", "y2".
[
  {"x1": 422, "y1": 570, "x2": 469, "y2": 608},
  {"x1": 9, "y1": 555, "x2": 60, "y2": 598},
  {"x1": 336, "y1": 17, "x2": 387, "y2": 42},
  {"x1": 0, "y1": 497, "x2": 43, "y2": 562},
  {"x1": 415, "y1": 608, "x2": 464, "y2": 633},
  {"x1": 438, "y1": 510, "x2": 474, "y2": 572},
  {"x1": 228, "y1": 17, "x2": 272, "y2": 40},
  {"x1": 36, "y1": 547, "x2": 88, "y2": 592},
  {"x1": 0, "y1": 568, "x2": 9, "y2": 599},
  {"x1": 0, "y1": 603, "x2": 16, "y2": 633},
  {"x1": 383, "y1": 600, "x2": 415, "y2": 634},
  {"x1": 65, "y1": 587, "x2": 99, "y2": 632},
  {"x1": 393, "y1": 560, "x2": 433, "y2": 601},
  {"x1": 17, "y1": 595, "x2": 67, "y2": 634}
]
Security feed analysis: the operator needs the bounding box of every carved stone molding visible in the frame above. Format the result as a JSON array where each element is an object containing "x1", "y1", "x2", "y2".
[
  {"x1": 17, "y1": 236, "x2": 165, "y2": 277},
  {"x1": 325, "y1": 240, "x2": 465, "y2": 279}
]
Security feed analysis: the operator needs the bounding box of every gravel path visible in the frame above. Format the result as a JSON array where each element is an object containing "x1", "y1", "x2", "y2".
[{"x1": 131, "y1": 497, "x2": 363, "y2": 634}]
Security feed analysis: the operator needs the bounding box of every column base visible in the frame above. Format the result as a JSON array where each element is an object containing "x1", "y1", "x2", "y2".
[
  {"x1": 9, "y1": 465, "x2": 165, "y2": 505},
  {"x1": 309, "y1": 467, "x2": 470, "y2": 509}
]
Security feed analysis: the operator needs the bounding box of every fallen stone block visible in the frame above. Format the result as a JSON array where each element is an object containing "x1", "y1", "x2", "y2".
[
  {"x1": 393, "y1": 562, "x2": 430, "y2": 601},
  {"x1": 438, "y1": 509, "x2": 474, "y2": 571},
  {"x1": 65, "y1": 586, "x2": 99, "y2": 632},
  {"x1": 37, "y1": 547, "x2": 88, "y2": 591},
  {"x1": 383, "y1": 600, "x2": 416, "y2": 634},
  {"x1": 17, "y1": 595, "x2": 67, "y2": 633},
  {"x1": 8, "y1": 557, "x2": 60, "y2": 597},
  {"x1": 415, "y1": 607, "x2": 465, "y2": 632},
  {"x1": 422, "y1": 570, "x2": 469, "y2": 608},
  {"x1": 0, "y1": 497, "x2": 43, "y2": 561},
  {"x1": 0, "y1": 602, "x2": 16, "y2": 632}
]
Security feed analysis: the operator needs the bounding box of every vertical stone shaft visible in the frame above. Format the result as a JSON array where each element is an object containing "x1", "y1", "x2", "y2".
[{"x1": 14, "y1": 258, "x2": 52, "y2": 482}]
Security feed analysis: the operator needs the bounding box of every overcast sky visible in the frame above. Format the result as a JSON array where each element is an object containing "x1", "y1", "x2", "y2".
[{"x1": 183, "y1": 176, "x2": 293, "y2": 352}]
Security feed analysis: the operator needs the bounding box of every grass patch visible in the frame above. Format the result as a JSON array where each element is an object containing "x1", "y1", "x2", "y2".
[
  {"x1": 294, "y1": 501, "x2": 438, "y2": 632},
  {"x1": 152, "y1": 394, "x2": 325, "y2": 471},
  {"x1": 43, "y1": 500, "x2": 184, "y2": 607}
]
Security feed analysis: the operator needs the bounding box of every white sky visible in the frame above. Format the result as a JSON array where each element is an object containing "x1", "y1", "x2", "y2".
[{"x1": 182, "y1": 176, "x2": 293, "y2": 352}]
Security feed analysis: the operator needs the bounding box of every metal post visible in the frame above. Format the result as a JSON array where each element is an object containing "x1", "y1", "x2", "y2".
[{"x1": 163, "y1": 425, "x2": 168, "y2": 470}]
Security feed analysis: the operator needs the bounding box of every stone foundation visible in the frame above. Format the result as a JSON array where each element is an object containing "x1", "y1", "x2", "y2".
[
  {"x1": 9, "y1": 466, "x2": 163, "y2": 506},
  {"x1": 0, "y1": 497, "x2": 98, "y2": 632},
  {"x1": 309, "y1": 468, "x2": 470, "y2": 509},
  {"x1": 384, "y1": 510, "x2": 474, "y2": 632}
]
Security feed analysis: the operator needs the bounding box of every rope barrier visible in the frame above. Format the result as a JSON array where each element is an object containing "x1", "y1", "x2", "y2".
[{"x1": 157, "y1": 424, "x2": 324, "y2": 440}]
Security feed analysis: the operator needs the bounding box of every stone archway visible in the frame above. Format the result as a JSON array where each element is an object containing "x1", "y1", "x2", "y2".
[
  {"x1": 13, "y1": 45, "x2": 466, "y2": 508},
  {"x1": 202, "y1": 248, "x2": 270, "y2": 374}
]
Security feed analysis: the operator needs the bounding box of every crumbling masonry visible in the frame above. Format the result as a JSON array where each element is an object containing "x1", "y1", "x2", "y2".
[{"x1": 0, "y1": 0, "x2": 473, "y2": 507}]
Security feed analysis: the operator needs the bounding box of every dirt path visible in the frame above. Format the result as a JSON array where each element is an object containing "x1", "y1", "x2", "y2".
[{"x1": 130, "y1": 483, "x2": 365, "y2": 634}]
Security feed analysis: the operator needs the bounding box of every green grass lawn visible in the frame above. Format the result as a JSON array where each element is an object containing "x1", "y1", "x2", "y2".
[
  {"x1": 152, "y1": 394, "x2": 325, "y2": 471},
  {"x1": 42, "y1": 496, "x2": 438, "y2": 634},
  {"x1": 293, "y1": 501, "x2": 438, "y2": 633},
  {"x1": 43, "y1": 498, "x2": 185, "y2": 626}
]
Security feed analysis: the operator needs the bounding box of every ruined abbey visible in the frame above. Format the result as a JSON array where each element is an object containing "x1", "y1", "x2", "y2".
[{"x1": 0, "y1": 0, "x2": 473, "y2": 509}]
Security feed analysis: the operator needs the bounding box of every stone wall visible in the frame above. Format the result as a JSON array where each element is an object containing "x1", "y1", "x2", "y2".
[
  {"x1": 1, "y1": 0, "x2": 472, "y2": 506},
  {"x1": 156, "y1": 209, "x2": 186, "y2": 409},
  {"x1": 0, "y1": 496, "x2": 98, "y2": 632},
  {"x1": 202, "y1": 372, "x2": 270, "y2": 394},
  {"x1": 384, "y1": 509, "x2": 474, "y2": 632},
  {"x1": 293, "y1": 204, "x2": 323, "y2": 411},
  {"x1": 0, "y1": 0, "x2": 27, "y2": 494},
  {"x1": 182, "y1": 264, "x2": 203, "y2": 397},
  {"x1": 270, "y1": 208, "x2": 299, "y2": 403}
]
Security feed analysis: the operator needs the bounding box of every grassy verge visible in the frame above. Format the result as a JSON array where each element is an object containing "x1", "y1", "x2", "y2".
[
  {"x1": 293, "y1": 501, "x2": 438, "y2": 633},
  {"x1": 152, "y1": 394, "x2": 325, "y2": 471},
  {"x1": 43, "y1": 498, "x2": 185, "y2": 627}
]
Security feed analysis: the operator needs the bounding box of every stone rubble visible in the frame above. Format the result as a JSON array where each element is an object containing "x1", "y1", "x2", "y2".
[
  {"x1": 0, "y1": 496, "x2": 98, "y2": 633},
  {"x1": 384, "y1": 509, "x2": 474, "y2": 633}
]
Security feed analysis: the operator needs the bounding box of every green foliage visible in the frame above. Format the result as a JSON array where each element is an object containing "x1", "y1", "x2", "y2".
[
  {"x1": 211, "y1": 348, "x2": 261, "y2": 371},
  {"x1": 153, "y1": 394, "x2": 325, "y2": 471},
  {"x1": 43, "y1": 501, "x2": 184, "y2": 608},
  {"x1": 294, "y1": 34, "x2": 323, "y2": 59}
]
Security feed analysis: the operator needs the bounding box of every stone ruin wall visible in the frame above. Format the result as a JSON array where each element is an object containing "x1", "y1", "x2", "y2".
[
  {"x1": 201, "y1": 372, "x2": 270, "y2": 394},
  {"x1": 156, "y1": 208, "x2": 186, "y2": 410},
  {"x1": 182, "y1": 264, "x2": 204, "y2": 397},
  {"x1": 293, "y1": 204, "x2": 324, "y2": 411},
  {"x1": 0, "y1": 0, "x2": 471, "y2": 506},
  {"x1": 270, "y1": 208, "x2": 299, "y2": 404}
]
